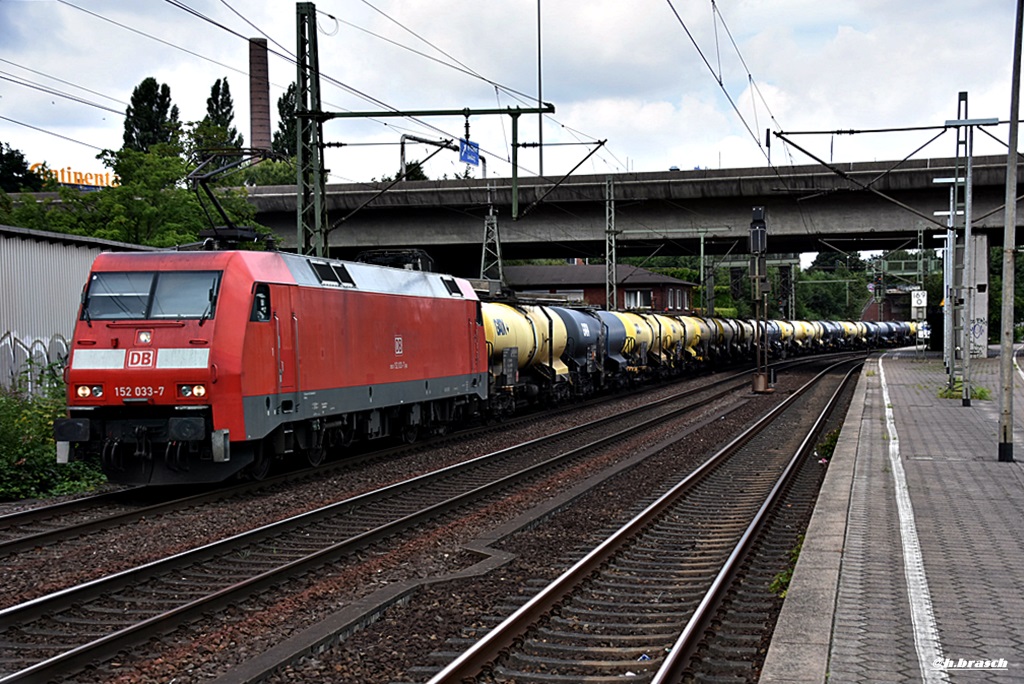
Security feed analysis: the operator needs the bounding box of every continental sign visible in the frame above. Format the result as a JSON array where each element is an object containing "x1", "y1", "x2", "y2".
[{"x1": 29, "y1": 163, "x2": 119, "y2": 188}]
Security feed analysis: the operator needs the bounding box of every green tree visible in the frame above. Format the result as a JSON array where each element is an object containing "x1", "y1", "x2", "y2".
[
  {"x1": 807, "y1": 250, "x2": 865, "y2": 272},
  {"x1": 204, "y1": 78, "x2": 243, "y2": 147},
  {"x1": 6, "y1": 142, "x2": 260, "y2": 247},
  {"x1": 123, "y1": 77, "x2": 181, "y2": 153},
  {"x1": 240, "y1": 157, "x2": 297, "y2": 186},
  {"x1": 401, "y1": 160, "x2": 428, "y2": 181},
  {"x1": 191, "y1": 78, "x2": 244, "y2": 175},
  {"x1": 794, "y1": 266, "x2": 868, "y2": 320},
  {"x1": 0, "y1": 142, "x2": 44, "y2": 193},
  {"x1": 987, "y1": 247, "x2": 1024, "y2": 342},
  {"x1": 375, "y1": 160, "x2": 429, "y2": 183},
  {"x1": 272, "y1": 82, "x2": 297, "y2": 158}
]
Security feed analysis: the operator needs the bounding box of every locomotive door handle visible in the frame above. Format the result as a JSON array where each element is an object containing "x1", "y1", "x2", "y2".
[
  {"x1": 291, "y1": 313, "x2": 300, "y2": 393},
  {"x1": 274, "y1": 314, "x2": 284, "y2": 387}
]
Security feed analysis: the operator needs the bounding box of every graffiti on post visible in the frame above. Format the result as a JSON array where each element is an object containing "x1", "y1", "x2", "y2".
[{"x1": 970, "y1": 318, "x2": 988, "y2": 339}]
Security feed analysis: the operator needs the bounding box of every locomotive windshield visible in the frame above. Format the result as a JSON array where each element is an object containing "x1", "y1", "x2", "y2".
[{"x1": 82, "y1": 271, "x2": 222, "y2": 321}]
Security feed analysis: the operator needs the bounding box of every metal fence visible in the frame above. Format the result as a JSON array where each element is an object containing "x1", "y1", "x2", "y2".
[{"x1": 1, "y1": 225, "x2": 146, "y2": 395}]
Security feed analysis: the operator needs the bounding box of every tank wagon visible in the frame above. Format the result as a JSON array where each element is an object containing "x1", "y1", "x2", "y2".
[{"x1": 54, "y1": 250, "x2": 915, "y2": 485}]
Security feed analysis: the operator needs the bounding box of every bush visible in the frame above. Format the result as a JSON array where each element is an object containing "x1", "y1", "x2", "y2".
[
  {"x1": 817, "y1": 428, "x2": 842, "y2": 462},
  {"x1": 0, "y1": 362, "x2": 106, "y2": 501},
  {"x1": 769, "y1": 535, "x2": 804, "y2": 598},
  {"x1": 938, "y1": 380, "x2": 991, "y2": 401}
]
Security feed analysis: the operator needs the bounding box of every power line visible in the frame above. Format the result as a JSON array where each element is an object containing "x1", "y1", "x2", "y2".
[
  {"x1": 0, "y1": 115, "x2": 106, "y2": 151},
  {"x1": 310, "y1": 4, "x2": 612, "y2": 174},
  {"x1": 0, "y1": 58, "x2": 128, "y2": 107},
  {"x1": 665, "y1": 0, "x2": 769, "y2": 164},
  {"x1": 0, "y1": 71, "x2": 124, "y2": 115},
  {"x1": 218, "y1": 0, "x2": 294, "y2": 59},
  {"x1": 41, "y1": 0, "x2": 609, "y2": 179},
  {"x1": 710, "y1": 1, "x2": 785, "y2": 133},
  {"x1": 359, "y1": 0, "x2": 487, "y2": 83},
  {"x1": 56, "y1": 0, "x2": 250, "y2": 83},
  {"x1": 351, "y1": 0, "x2": 609, "y2": 153}
]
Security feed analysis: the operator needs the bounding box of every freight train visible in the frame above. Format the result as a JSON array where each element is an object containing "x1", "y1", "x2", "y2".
[{"x1": 53, "y1": 250, "x2": 915, "y2": 485}]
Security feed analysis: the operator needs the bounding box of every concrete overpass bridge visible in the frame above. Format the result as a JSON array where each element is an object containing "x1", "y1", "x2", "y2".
[{"x1": 248, "y1": 155, "x2": 1023, "y2": 277}]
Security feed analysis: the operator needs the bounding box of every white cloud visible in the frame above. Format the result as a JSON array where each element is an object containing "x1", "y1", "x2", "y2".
[{"x1": 0, "y1": 0, "x2": 1018, "y2": 182}]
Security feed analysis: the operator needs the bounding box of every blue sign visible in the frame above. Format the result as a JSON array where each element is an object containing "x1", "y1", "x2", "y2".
[{"x1": 459, "y1": 139, "x2": 480, "y2": 166}]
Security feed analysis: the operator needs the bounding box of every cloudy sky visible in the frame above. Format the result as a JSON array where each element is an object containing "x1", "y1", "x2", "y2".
[{"x1": 0, "y1": 0, "x2": 1019, "y2": 187}]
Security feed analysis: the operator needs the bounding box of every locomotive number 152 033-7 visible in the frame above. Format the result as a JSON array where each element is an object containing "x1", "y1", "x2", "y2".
[{"x1": 114, "y1": 386, "x2": 166, "y2": 398}]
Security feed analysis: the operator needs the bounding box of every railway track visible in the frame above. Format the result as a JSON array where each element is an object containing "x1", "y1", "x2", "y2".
[
  {"x1": 0, "y1": 361, "x2": 773, "y2": 683},
  {"x1": 419, "y1": 358, "x2": 861, "y2": 684},
  {"x1": 0, "y1": 488, "x2": 146, "y2": 554},
  {"x1": 0, "y1": 354, "x2": 849, "y2": 563},
  {"x1": 0, "y1": 364, "x2": 754, "y2": 560}
]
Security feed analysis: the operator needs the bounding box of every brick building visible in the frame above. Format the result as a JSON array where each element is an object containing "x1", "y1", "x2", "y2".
[{"x1": 503, "y1": 264, "x2": 696, "y2": 312}]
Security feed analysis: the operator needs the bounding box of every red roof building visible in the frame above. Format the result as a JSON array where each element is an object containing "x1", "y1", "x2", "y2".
[{"x1": 503, "y1": 264, "x2": 696, "y2": 312}]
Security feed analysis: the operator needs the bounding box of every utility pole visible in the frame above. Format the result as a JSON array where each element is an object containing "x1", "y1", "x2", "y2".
[
  {"x1": 480, "y1": 205, "x2": 503, "y2": 281},
  {"x1": 537, "y1": 0, "x2": 543, "y2": 177},
  {"x1": 944, "y1": 93, "x2": 999, "y2": 404},
  {"x1": 294, "y1": 4, "x2": 554, "y2": 257},
  {"x1": 295, "y1": 2, "x2": 327, "y2": 257},
  {"x1": 999, "y1": 0, "x2": 1023, "y2": 462},
  {"x1": 605, "y1": 177, "x2": 617, "y2": 310},
  {"x1": 750, "y1": 207, "x2": 771, "y2": 393}
]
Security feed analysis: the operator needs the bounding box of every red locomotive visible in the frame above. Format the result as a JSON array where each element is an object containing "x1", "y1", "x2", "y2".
[{"x1": 54, "y1": 250, "x2": 488, "y2": 484}]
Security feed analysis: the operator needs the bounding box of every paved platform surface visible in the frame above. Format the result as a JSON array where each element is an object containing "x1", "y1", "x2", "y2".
[{"x1": 761, "y1": 349, "x2": 1024, "y2": 683}]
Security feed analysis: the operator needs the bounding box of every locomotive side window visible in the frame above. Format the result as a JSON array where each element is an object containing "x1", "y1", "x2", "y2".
[
  {"x1": 250, "y1": 283, "x2": 271, "y2": 322},
  {"x1": 309, "y1": 259, "x2": 356, "y2": 288},
  {"x1": 332, "y1": 263, "x2": 355, "y2": 286},
  {"x1": 442, "y1": 277, "x2": 463, "y2": 297},
  {"x1": 309, "y1": 260, "x2": 339, "y2": 285},
  {"x1": 83, "y1": 271, "x2": 222, "y2": 320}
]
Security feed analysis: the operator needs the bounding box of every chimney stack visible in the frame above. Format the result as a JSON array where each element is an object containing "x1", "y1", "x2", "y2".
[{"x1": 249, "y1": 38, "x2": 271, "y2": 151}]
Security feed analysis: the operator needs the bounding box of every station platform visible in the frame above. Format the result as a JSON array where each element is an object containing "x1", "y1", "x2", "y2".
[{"x1": 761, "y1": 349, "x2": 1024, "y2": 683}]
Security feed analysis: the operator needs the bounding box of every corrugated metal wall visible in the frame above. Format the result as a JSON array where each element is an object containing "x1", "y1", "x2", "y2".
[{"x1": 0, "y1": 232, "x2": 102, "y2": 392}]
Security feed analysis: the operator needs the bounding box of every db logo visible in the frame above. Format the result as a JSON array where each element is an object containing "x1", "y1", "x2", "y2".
[{"x1": 127, "y1": 349, "x2": 155, "y2": 368}]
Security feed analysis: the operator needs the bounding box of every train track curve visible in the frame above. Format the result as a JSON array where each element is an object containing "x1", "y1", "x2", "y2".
[{"x1": 421, "y1": 358, "x2": 861, "y2": 684}]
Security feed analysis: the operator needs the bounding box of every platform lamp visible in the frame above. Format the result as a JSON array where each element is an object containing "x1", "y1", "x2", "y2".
[{"x1": 750, "y1": 207, "x2": 772, "y2": 393}]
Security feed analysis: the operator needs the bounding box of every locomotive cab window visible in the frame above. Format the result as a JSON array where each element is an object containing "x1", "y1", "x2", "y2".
[
  {"x1": 82, "y1": 271, "x2": 222, "y2": 321},
  {"x1": 250, "y1": 283, "x2": 271, "y2": 322}
]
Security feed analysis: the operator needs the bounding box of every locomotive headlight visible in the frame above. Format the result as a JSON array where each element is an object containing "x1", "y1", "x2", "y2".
[
  {"x1": 178, "y1": 384, "x2": 207, "y2": 398},
  {"x1": 75, "y1": 385, "x2": 103, "y2": 399}
]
